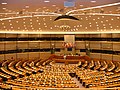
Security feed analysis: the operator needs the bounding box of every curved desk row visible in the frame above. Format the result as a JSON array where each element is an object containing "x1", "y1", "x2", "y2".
[{"x1": 53, "y1": 59, "x2": 81, "y2": 64}]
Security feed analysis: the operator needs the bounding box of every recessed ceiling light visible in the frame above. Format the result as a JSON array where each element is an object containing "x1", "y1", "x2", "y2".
[
  {"x1": 36, "y1": 20, "x2": 39, "y2": 22},
  {"x1": 102, "y1": 16, "x2": 104, "y2": 18},
  {"x1": 80, "y1": 5, "x2": 83, "y2": 7},
  {"x1": 80, "y1": 25, "x2": 82, "y2": 27},
  {"x1": 25, "y1": 6, "x2": 29, "y2": 8},
  {"x1": 52, "y1": 5, "x2": 56, "y2": 7},
  {"x1": 103, "y1": 24, "x2": 105, "y2": 26},
  {"x1": 106, "y1": 20, "x2": 108, "y2": 22},
  {"x1": 97, "y1": 27, "x2": 99, "y2": 29},
  {"x1": 44, "y1": 1, "x2": 50, "y2": 3},
  {"x1": 117, "y1": 17, "x2": 119, "y2": 19},
  {"x1": 9, "y1": 20, "x2": 11, "y2": 22},
  {"x1": 111, "y1": 18, "x2": 114, "y2": 20},
  {"x1": 1, "y1": 3, "x2": 7, "y2": 5},
  {"x1": 89, "y1": 15, "x2": 91, "y2": 17},
  {"x1": 91, "y1": 1, "x2": 96, "y2": 3},
  {"x1": 2, "y1": 8, "x2": 6, "y2": 10}
]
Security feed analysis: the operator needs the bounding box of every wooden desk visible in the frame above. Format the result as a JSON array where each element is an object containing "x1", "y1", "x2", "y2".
[
  {"x1": 49, "y1": 54, "x2": 91, "y2": 61},
  {"x1": 53, "y1": 59, "x2": 80, "y2": 64}
]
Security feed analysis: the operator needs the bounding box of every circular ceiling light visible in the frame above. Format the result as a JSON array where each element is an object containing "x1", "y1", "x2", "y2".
[{"x1": 53, "y1": 15, "x2": 80, "y2": 31}]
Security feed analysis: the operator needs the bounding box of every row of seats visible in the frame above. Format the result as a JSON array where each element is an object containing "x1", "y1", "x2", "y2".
[
  {"x1": 6, "y1": 64, "x2": 79, "y2": 89},
  {"x1": 0, "y1": 56, "x2": 120, "y2": 89},
  {"x1": 76, "y1": 59, "x2": 120, "y2": 88},
  {"x1": 79, "y1": 59, "x2": 119, "y2": 72},
  {"x1": 0, "y1": 58, "x2": 45, "y2": 89}
]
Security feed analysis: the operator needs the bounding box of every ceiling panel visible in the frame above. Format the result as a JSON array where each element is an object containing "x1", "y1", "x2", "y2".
[{"x1": 0, "y1": 0, "x2": 120, "y2": 34}]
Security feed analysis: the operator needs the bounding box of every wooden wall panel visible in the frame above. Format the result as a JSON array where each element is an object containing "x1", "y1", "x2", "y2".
[
  {"x1": 90, "y1": 53, "x2": 101, "y2": 59},
  {"x1": 113, "y1": 43, "x2": 120, "y2": 51},
  {"x1": 29, "y1": 42, "x2": 40, "y2": 49},
  {"x1": 90, "y1": 41, "x2": 101, "y2": 49},
  {"x1": 29, "y1": 52, "x2": 40, "y2": 59},
  {"x1": 17, "y1": 41, "x2": 28, "y2": 49},
  {"x1": 101, "y1": 54, "x2": 112, "y2": 60},
  {"x1": 0, "y1": 42, "x2": 4, "y2": 51},
  {"x1": 5, "y1": 53, "x2": 16, "y2": 60},
  {"x1": 0, "y1": 54, "x2": 4, "y2": 60},
  {"x1": 17, "y1": 53, "x2": 28, "y2": 59},
  {"x1": 113, "y1": 55, "x2": 120, "y2": 61},
  {"x1": 5, "y1": 42, "x2": 16, "y2": 50},
  {"x1": 40, "y1": 42, "x2": 50, "y2": 48},
  {"x1": 76, "y1": 41, "x2": 85, "y2": 49}
]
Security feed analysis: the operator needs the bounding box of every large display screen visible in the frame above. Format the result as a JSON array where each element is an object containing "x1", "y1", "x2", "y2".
[{"x1": 64, "y1": 1, "x2": 75, "y2": 7}]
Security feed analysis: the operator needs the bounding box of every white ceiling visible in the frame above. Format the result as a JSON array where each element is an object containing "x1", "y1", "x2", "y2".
[{"x1": 0, "y1": 0, "x2": 120, "y2": 34}]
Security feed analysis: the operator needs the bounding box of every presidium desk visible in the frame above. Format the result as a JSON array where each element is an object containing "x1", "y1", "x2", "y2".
[{"x1": 50, "y1": 55, "x2": 90, "y2": 64}]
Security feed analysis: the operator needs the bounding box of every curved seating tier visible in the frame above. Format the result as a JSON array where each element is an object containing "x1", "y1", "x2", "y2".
[
  {"x1": 0, "y1": 55, "x2": 120, "y2": 89},
  {"x1": 6, "y1": 64, "x2": 79, "y2": 89}
]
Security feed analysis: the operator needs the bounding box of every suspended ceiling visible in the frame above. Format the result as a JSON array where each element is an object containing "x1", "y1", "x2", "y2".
[{"x1": 0, "y1": 0, "x2": 120, "y2": 34}]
